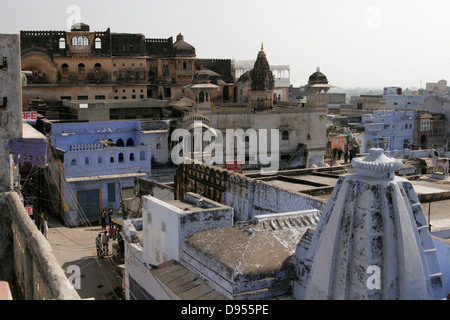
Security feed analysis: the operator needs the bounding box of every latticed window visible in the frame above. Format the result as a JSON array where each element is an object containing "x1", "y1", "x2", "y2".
[{"x1": 71, "y1": 35, "x2": 89, "y2": 46}]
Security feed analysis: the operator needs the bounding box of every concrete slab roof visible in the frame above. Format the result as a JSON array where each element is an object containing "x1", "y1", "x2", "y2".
[
  {"x1": 182, "y1": 210, "x2": 321, "y2": 285},
  {"x1": 150, "y1": 260, "x2": 227, "y2": 300}
]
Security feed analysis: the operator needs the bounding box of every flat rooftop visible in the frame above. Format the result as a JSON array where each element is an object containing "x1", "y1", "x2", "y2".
[
  {"x1": 256, "y1": 172, "x2": 450, "y2": 238},
  {"x1": 165, "y1": 193, "x2": 231, "y2": 213}
]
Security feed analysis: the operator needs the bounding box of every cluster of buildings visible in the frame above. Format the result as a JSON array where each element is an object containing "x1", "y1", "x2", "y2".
[
  {"x1": 326, "y1": 84, "x2": 449, "y2": 159},
  {"x1": 1, "y1": 21, "x2": 449, "y2": 300},
  {"x1": 20, "y1": 23, "x2": 333, "y2": 227},
  {"x1": 118, "y1": 148, "x2": 447, "y2": 300}
]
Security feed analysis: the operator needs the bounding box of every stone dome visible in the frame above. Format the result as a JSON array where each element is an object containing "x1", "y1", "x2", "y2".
[
  {"x1": 71, "y1": 22, "x2": 90, "y2": 32},
  {"x1": 173, "y1": 33, "x2": 196, "y2": 56},
  {"x1": 308, "y1": 67, "x2": 328, "y2": 85}
]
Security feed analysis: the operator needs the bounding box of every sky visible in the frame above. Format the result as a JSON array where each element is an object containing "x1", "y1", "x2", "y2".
[{"x1": 2, "y1": 0, "x2": 450, "y2": 89}]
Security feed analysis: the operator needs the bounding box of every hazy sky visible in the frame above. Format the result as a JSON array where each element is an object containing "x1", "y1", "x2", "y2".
[{"x1": 2, "y1": 0, "x2": 450, "y2": 89}]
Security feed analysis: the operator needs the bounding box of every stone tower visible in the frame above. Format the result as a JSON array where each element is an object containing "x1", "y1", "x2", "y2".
[
  {"x1": 304, "y1": 67, "x2": 331, "y2": 108},
  {"x1": 294, "y1": 148, "x2": 445, "y2": 300},
  {"x1": 249, "y1": 44, "x2": 274, "y2": 111}
]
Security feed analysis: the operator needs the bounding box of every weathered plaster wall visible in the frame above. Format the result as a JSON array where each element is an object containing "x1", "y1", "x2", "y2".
[
  {"x1": 432, "y1": 237, "x2": 450, "y2": 296},
  {"x1": 0, "y1": 192, "x2": 80, "y2": 299},
  {"x1": 203, "y1": 107, "x2": 328, "y2": 167},
  {"x1": 134, "y1": 177, "x2": 174, "y2": 200},
  {"x1": 51, "y1": 121, "x2": 142, "y2": 150},
  {"x1": 295, "y1": 149, "x2": 445, "y2": 300},
  {"x1": 0, "y1": 34, "x2": 23, "y2": 192},
  {"x1": 142, "y1": 192, "x2": 233, "y2": 266},
  {"x1": 175, "y1": 163, "x2": 326, "y2": 222}
]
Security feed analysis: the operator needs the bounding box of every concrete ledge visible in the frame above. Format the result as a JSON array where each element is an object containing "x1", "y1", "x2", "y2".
[
  {"x1": 2, "y1": 192, "x2": 81, "y2": 300},
  {"x1": 418, "y1": 190, "x2": 450, "y2": 203}
]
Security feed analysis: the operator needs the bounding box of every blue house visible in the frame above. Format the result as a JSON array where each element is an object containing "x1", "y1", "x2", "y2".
[
  {"x1": 362, "y1": 110, "x2": 415, "y2": 153},
  {"x1": 48, "y1": 121, "x2": 153, "y2": 226},
  {"x1": 383, "y1": 87, "x2": 422, "y2": 109}
]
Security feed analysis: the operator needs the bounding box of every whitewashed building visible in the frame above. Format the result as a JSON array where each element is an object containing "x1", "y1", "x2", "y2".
[{"x1": 123, "y1": 192, "x2": 233, "y2": 299}]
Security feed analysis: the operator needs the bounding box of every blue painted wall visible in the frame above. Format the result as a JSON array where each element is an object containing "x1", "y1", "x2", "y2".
[
  {"x1": 49, "y1": 121, "x2": 155, "y2": 226},
  {"x1": 362, "y1": 110, "x2": 415, "y2": 152},
  {"x1": 51, "y1": 121, "x2": 142, "y2": 151}
]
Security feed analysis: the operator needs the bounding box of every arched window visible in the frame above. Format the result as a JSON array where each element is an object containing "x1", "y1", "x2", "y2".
[
  {"x1": 94, "y1": 63, "x2": 102, "y2": 80},
  {"x1": 118, "y1": 153, "x2": 124, "y2": 163},
  {"x1": 70, "y1": 159, "x2": 77, "y2": 166},
  {"x1": 61, "y1": 63, "x2": 69, "y2": 79},
  {"x1": 156, "y1": 143, "x2": 161, "y2": 150},
  {"x1": 116, "y1": 138, "x2": 124, "y2": 147},
  {"x1": 140, "y1": 151, "x2": 145, "y2": 161},
  {"x1": 282, "y1": 131, "x2": 289, "y2": 141},
  {"x1": 71, "y1": 36, "x2": 77, "y2": 46},
  {"x1": 126, "y1": 138, "x2": 134, "y2": 147},
  {"x1": 83, "y1": 36, "x2": 89, "y2": 46},
  {"x1": 85, "y1": 157, "x2": 89, "y2": 165},
  {"x1": 78, "y1": 63, "x2": 85, "y2": 72},
  {"x1": 130, "y1": 153, "x2": 135, "y2": 162},
  {"x1": 77, "y1": 36, "x2": 83, "y2": 46},
  {"x1": 110, "y1": 157, "x2": 115, "y2": 163},
  {"x1": 98, "y1": 157, "x2": 102, "y2": 164},
  {"x1": 59, "y1": 37, "x2": 66, "y2": 49},
  {"x1": 95, "y1": 38, "x2": 102, "y2": 49}
]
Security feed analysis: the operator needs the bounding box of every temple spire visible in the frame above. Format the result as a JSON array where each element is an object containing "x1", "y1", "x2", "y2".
[{"x1": 294, "y1": 148, "x2": 445, "y2": 300}]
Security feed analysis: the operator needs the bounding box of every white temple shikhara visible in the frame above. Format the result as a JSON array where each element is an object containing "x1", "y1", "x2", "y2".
[{"x1": 294, "y1": 148, "x2": 445, "y2": 300}]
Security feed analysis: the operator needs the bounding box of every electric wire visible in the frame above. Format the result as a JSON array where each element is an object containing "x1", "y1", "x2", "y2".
[
  {"x1": 22, "y1": 135, "x2": 171, "y2": 299},
  {"x1": 26, "y1": 148, "x2": 124, "y2": 299}
]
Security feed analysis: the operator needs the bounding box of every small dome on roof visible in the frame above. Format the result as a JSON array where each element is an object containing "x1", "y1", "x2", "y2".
[
  {"x1": 308, "y1": 67, "x2": 328, "y2": 85},
  {"x1": 173, "y1": 33, "x2": 196, "y2": 56},
  {"x1": 71, "y1": 22, "x2": 90, "y2": 32}
]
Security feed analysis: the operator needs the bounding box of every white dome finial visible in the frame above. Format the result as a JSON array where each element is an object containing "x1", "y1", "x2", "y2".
[{"x1": 352, "y1": 148, "x2": 403, "y2": 180}]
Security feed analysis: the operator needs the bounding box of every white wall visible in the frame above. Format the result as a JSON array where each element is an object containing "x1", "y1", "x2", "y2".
[
  {"x1": 141, "y1": 131, "x2": 169, "y2": 165},
  {"x1": 141, "y1": 194, "x2": 233, "y2": 266},
  {"x1": 433, "y1": 237, "x2": 450, "y2": 297},
  {"x1": 142, "y1": 196, "x2": 182, "y2": 266}
]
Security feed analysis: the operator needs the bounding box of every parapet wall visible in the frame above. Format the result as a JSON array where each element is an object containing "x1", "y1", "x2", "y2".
[
  {"x1": 0, "y1": 192, "x2": 80, "y2": 300},
  {"x1": 174, "y1": 163, "x2": 326, "y2": 221}
]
